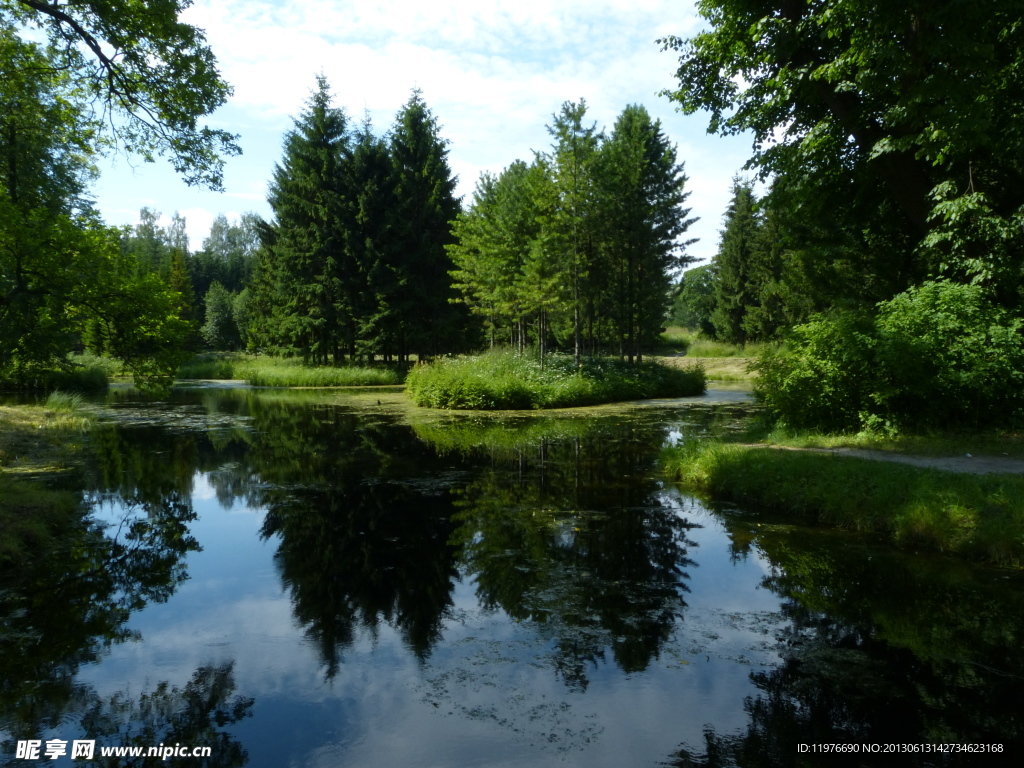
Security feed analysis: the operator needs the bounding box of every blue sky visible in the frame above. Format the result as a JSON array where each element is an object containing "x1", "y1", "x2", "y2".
[{"x1": 90, "y1": 0, "x2": 754, "y2": 264}]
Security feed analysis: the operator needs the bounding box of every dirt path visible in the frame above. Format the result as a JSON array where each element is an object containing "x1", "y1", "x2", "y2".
[{"x1": 751, "y1": 444, "x2": 1024, "y2": 475}]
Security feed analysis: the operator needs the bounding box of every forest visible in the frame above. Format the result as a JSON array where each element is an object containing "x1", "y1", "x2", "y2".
[{"x1": 2, "y1": 0, "x2": 1023, "y2": 428}]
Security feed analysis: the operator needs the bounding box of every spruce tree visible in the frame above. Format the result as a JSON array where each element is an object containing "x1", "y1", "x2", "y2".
[
  {"x1": 387, "y1": 90, "x2": 465, "y2": 360},
  {"x1": 711, "y1": 180, "x2": 761, "y2": 344},
  {"x1": 264, "y1": 75, "x2": 350, "y2": 362},
  {"x1": 544, "y1": 100, "x2": 602, "y2": 363},
  {"x1": 344, "y1": 119, "x2": 398, "y2": 360}
]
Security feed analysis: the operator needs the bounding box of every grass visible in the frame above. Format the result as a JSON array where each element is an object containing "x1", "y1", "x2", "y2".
[
  {"x1": 0, "y1": 399, "x2": 94, "y2": 567},
  {"x1": 406, "y1": 348, "x2": 706, "y2": 410},
  {"x1": 657, "y1": 327, "x2": 774, "y2": 358},
  {"x1": 662, "y1": 440, "x2": 1024, "y2": 567},
  {"x1": 753, "y1": 423, "x2": 1024, "y2": 460},
  {"x1": 176, "y1": 353, "x2": 403, "y2": 387}
]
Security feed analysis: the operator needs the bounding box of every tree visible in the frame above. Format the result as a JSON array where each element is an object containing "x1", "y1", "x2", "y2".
[
  {"x1": 5, "y1": 0, "x2": 239, "y2": 188},
  {"x1": 597, "y1": 104, "x2": 696, "y2": 361},
  {"x1": 661, "y1": 1, "x2": 1024, "y2": 305},
  {"x1": 711, "y1": 180, "x2": 761, "y2": 344},
  {"x1": 387, "y1": 89, "x2": 467, "y2": 360},
  {"x1": 0, "y1": 30, "x2": 189, "y2": 389},
  {"x1": 449, "y1": 160, "x2": 552, "y2": 353},
  {"x1": 200, "y1": 281, "x2": 239, "y2": 350},
  {"x1": 671, "y1": 263, "x2": 717, "y2": 336},
  {"x1": 544, "y1": 100, "x2": 602, "y2": 363},
  {"x1": 262, "y1": 75, "x2": 350, "y2": 362}
]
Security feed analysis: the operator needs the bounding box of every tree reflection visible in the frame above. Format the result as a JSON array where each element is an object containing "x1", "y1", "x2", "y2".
[
  {"x1": 424, "y1": 417, "x2": 698, "y2": 688},
  {"x1": 0, "y1": 498, "x2": 198, "y2": 734},
  {"x1": 668, "y1": 519, "x2": 1024, "y2": 765},
  {"x1": 248, "y1": 402, "x2": 464, "y2": 675},
  {"x1": 81, "y1": 663, "x2": 253, "y2": 768}
]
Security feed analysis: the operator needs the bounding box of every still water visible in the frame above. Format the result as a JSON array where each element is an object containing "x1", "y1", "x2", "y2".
[{"x1": 2, "y1": 386, "x2": 1023, "y2": 767}]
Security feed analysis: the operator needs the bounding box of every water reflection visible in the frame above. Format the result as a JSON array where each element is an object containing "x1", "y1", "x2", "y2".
[
  {"x1": 429, "y1": 418, "x2": 698, "y2": 688},
  {"x1": 1, "y1": 496, "x2": 197, "y2": 736},
  {"x1": 7, "y1": 387, "x2": 1024, "y2": 764},
  {"x1": 670, "y1": 517, "x2": 1024, "y2": 765}
]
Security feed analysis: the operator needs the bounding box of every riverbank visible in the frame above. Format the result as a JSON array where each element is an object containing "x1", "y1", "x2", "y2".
[
  {"x1": 0, "y1": 399, "x2": 92, "y2": 566},
  {"x1": 662, "y1": 440, "x2": 1024, "y2": 567}
]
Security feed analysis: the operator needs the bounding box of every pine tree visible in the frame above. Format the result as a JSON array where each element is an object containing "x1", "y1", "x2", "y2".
[
  {"x1": 264, "y1": 75, "x2": 350, "y2": 362},
  {"x1": 544, "y1": 100, "x2": 602, "y2": 363},
  {"x1": 711, "y1": 180, "x2": 761, "y2": 344},
  {"x1": 387, "y1": 90, "x2": 465, "y2": 360},
  {"x1": 344, "y1": 119, "x2": 397, "y2": 360},
  {"x1": 597, "y1": 104, "x2": 695, "y2": 362}
]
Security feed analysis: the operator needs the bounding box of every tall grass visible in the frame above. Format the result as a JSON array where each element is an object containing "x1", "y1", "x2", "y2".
[
  {"x1": 407, "y1": 348, "x2": 705, "y2": 410},
  {"x1": 176, "y1": 354, "x2": 401, "y2": 387},
  {"x1": 657, "y1": 327, "x2": 774, "y2": 358},
  {"x1": 663, "y1": 441, "x2": 1024, "y2": 567},
  {"x1": 44, "y1": 391, "x2": 85, "y2": 412}
]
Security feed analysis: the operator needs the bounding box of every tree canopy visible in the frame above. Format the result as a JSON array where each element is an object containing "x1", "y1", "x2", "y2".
[
  {"x1": 4, "y1": 0, "x2": 238, "y2": 188},
  {"x1": 661, "y1": 0, "x2": 1024, "y2": 304}
]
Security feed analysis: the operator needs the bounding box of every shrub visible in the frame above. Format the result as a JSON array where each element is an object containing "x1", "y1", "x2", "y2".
[
  {"x1": 753, "y1": 280, "x2": 1024, "y2": 432},
  {"x1": 406, "y1": 348, "x2": 706, "y2": 410}
]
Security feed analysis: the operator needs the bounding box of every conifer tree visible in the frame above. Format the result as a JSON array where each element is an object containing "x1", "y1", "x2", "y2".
[
  {"x1": 387, "y1": 90, "x2": 465, "y2": 360},
  {"x1": 544, "y1": 100, "x2": 602, "y2": 363},
  {"x1": 711, "y1": 180, "x2": 761, "y2": 344},
  {"x1": 344, "y1": 119, "x2": 398, "y2": 360},
  {"x1": 264, "y1": 75, "x2": 350, "y2": 362},
  {"x1": 598, "y1": 104, "x2": 695, "y2": 361}
]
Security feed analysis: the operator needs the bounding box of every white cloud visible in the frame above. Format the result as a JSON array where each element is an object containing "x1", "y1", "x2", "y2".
[{"x1": 96, "y1": 0, "x2": 750, "y2": 262}]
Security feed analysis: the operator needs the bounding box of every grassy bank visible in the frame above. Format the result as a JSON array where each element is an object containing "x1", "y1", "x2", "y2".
[
  {"x1": 0, "y1": 395, "x2": 93, "y2": 567},
  {"x1": 663, "y1": 441, "x2": 1024, "y2": 567},
  {"x1": 407, "y1": 349, "x2": 706, "y2": 410},
  {"x1": 0, "y1": 359, "x2": 110, "y2": 392},
  {"x1": 177, "y1": 354, "x2": 402, "y2": 387},
  {"x1": 751, "y1": 424, "x2": 1024, "y2": 459}
]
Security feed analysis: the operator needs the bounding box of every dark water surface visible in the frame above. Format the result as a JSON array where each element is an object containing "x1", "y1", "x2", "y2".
[{"x1": 2, "y1": 387, "x2": 1023, "y2": 766}]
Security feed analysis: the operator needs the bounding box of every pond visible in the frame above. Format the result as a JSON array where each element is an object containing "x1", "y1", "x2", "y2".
[{"x1": 2, "y1": 386, "x2": 1023, "y2": 766}]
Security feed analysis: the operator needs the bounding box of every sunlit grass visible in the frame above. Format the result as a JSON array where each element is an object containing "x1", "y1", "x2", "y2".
[
  {"x1": 406, "y1": 348, "x2": 706, "y2": 410},
  {"x1": 662, "y1": 440, "x2": 1024, "y2": 567},
  {"x1": 177, "y1": 354, "x2": 402, "y2": 387}
]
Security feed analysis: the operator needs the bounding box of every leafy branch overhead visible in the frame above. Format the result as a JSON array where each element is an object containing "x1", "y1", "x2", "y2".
[
  {"x1": 661, "y1": 0, "x2": 1024, "y2": 297},
  {"x1": 8, "y1": 0, "x2": 239, "y2": 188}
]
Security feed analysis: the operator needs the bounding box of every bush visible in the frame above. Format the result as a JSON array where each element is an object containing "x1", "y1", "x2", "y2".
[
  {"x1": 406, "y1": 348, "x2": 706, "y2": 410},
  {"x1": 753, "y1": 281, "x2": 1024, "y2": 431}
]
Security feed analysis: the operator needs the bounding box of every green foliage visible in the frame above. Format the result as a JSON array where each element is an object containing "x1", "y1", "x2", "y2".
[
  {"x1": 406, "y1": 348, "x2": 705, "y2": 410},
  {"x1": 175, "y1": 354, "x2": 401, "y2": 387},
  {"x1": 663, "y1": 441, "x2": 1024, "y2": 567},
  {"x1": 200, "y1": 281, "x2": 241, "y2": 350},
  {"x1": 5, "y1": 0, "x2": 239, "y2": 188},
  {"x1": 671, "y1": 264, "x2": 717, "y2": 335},
  {"x1": 0, "y1": 30, "x2": 193, "y2": 392},
  {"x1": 754, "y1": 281, "x2": 1024, "y2": 431},
  {"x1": 661, "y1": 1, "x2": 1024, "y2": 304},
  {"x1": 597, "y1": 104, "x2": 696, "y2": 360},
  {"x1": 711, "y1": 180, "x2": 760, "y2": 343},
  {"x1": 450, "y1": 101, "x2": 696, "y2": 361},
  {"x1": 253, "y1": 82, "x2": 469, "y2": 363},
  {"x1": 387, "y1": 89, "x2": 469, "y2": 359}
]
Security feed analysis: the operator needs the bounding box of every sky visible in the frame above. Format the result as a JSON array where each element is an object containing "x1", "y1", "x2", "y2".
[{"x1": 90, "y1": 0, "x2": 756, "y2": 265}]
